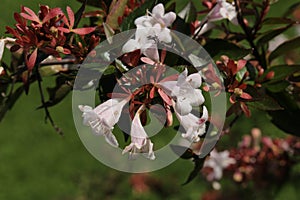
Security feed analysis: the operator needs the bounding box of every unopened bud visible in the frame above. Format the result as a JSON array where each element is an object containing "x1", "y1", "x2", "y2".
[{"x1": 265, "y1": 71, "x2": 275, "y2": 80}]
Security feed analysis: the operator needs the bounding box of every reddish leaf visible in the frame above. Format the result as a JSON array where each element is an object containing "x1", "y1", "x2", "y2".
[
  {"x1": 26, "y1": 48, "x2": 38, "y2": 71},
  {"x1": 158, "y1": 88, "x2": 172, "y2": 105},
  {"x1": 42, "y1": 8, "x2": 63, "y2": 23},
  {"x1": 240, "y1": 92, "x2": 252, "y2": 100},
  {"x1": 22, "y1": 7, "x2": 40, "y2": 23},
  {"x1": 57, "y1": 27, "x2": 70, "y2": 33},
  {"x1": 122, "y1": 49, "x2": 141, "y2": 67},
  {"x1": 72, "y1": 27, "x2": 96, "y2": 35},
  {"x1": 240, "y1": 102, "x2": 251, "y2": 117},
  {"x1": 66, "y1": 6, "x2": 75, "y2": 28}
]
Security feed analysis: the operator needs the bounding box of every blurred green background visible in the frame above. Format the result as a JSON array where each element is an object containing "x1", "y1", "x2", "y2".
[{"x1": 1, "y1": 0, "x2": 300, "y2": 199}]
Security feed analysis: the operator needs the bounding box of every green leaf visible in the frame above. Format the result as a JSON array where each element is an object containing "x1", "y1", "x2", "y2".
[
  {"x1": 170, "y1": 144, "x2": 194, "y2": 159},
  {"x1": 106, "y1": 0, "x2": 128, "y2": 30},
  {"x1": 263, "y1": 65, "x2": 300, "y2": 84},
  {"x1": 236, "y1": 66, "x2": 247, "y2": 82},
  {"x1": 182, "y1": 157, "x2": 205, "y2": 185},
  {"x1": 74, "y1": 0, "x2": 88, "y2": 29},
  {"x1": 264, "y1": 81, "x2": 290, "y2": 93},
  {"x1": 204, "y1": 39, "x2": 250, "y2": 60},
  {"x1": 256, "y1": 24, "x2": 293, "y2": 47},
  {"x1": 283, "y1": 2, "x2": 300, "y2": 17},
  {"x1": 268, "y1": 91, "x2": 300, "y2": 137},
  {"x1": 120, "y1": 0, "x2": 155, "y2": 31},
  {"x1": 263, "y1": 17, "x2": 296, "y2": 25},
  {"x1": 247, "y1": 95, "x2": 283, "y2": 111},
  {"x1": 269, "y1": 36, "x2": 300, "y2": 62}
]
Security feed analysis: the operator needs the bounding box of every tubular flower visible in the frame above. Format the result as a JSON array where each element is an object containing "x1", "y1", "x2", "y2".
[
  {"x1": 174, "y1": 100, "x2": 208, "y2": 142},
  {"x1": 122, "y1": 105, "x2": 155, "y2": 160},
  {"x1": 122, "y1": 3, "x2": 176, "y2": 62},
  {"x1": 158, "y1": 68, "x2": 205, "y2": 115},
  {"x1": 78, "y1": 98, "x2": 129, "y2": 147}
]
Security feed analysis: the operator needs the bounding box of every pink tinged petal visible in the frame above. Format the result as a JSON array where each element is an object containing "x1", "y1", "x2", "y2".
[
  {"x1": 122, "y1": 39, "x2": 140, "y2": 53},
  {"x1": 152, "y1": 3, "x2": 165, "y2": 18},
  {"x1": 187, "y1": 73, "x2": 202, "y2": 88},
  {"x1": 66, "y1": 6, "x2": 75, "y2": 28},
  {"x1": 175, "y1": 98, "x2": 192, "y2": 115},
  {"x1": 26, "y1": 48, "x2": 38, "y2": 71},
  {"x1": 162, "y1": 12, "x2": 176, "y2": 27},
  {"x1": 72, "y1": 27, "x2": 96, "y2": 35},
  {"x1": 143, "y1": 44, "x2": 159, "y2": 62}
]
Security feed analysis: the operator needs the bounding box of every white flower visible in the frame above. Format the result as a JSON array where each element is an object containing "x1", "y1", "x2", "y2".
[
  {"x1": 207, "y1": 0, "x2": 238, "y2": 24},
  {"x1": 78, "y1": 98, "x2": 129, "y2": 147},
  {"x1": 0, "y1": 37, "x2": 16, "y2": 61},
  {"x1": 194, "y1": 0, "x2": 238, "y2": 37},
  {"x1": 174, "y1": 102, "x2": 208, "y2": 142},
  {"x1": 158, "y1": 68, "x2": 204, "y2": 115},
  {"x1": 122, "y1": 4, "x2": 176, "y2": 62},
  {"x1": 204, "y1": 149, "x2": 236, "y2": 180},
  {"x1": 122, "y1": 105, "x2": 155, "y2": 160}
]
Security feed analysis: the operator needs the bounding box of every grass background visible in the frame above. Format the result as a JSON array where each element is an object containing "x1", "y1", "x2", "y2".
[{"x1": 0, "y1": 0, "x2": 300, "y2": 199}]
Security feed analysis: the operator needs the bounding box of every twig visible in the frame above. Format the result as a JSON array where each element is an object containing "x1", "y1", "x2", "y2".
[{"x1": 36, "y1": 67, "x2": 63, "y2": 135}]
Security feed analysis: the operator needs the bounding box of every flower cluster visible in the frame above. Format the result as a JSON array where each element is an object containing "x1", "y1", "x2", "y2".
[
  {"x1": 122, "y1": 3, "x2": 176, "y2": 62},
  {"x1": 79, "y1": 4, "x2": 208, "y2": 160}
]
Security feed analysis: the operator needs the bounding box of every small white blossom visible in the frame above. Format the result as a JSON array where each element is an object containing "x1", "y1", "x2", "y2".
[
  {"x1": 158, "y1": 68, "x2": 204, "y2": 115},
  {"x1": 0, "y1": 37, "x2": 16, "y2": 61},
  {"x1": 174, "y1": 102, "x2": 208, "y2": 142},
  {"x1": 204, "y1": 149, "x2": 236, "y2": 181},
  {"x1": 195, "y1": 0, "x2": 238, "y2": 36},
  {"x1": 79, "y1": 98, "x2": 129, "y2": 147},
  {"x1": 207, "y1": 0, "x2": 238, "y2": 24},
  {"x1": 122, "y1": 105, "x2": 155, "y2": 160},
  {"x1": 122, "y1": 4, "x2": 176, "y2": 62}
]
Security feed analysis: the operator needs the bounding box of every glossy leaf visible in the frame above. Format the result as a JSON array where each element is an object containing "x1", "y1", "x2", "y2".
[
  {"x1": 247, "y1": 95, "x2": 282, "y2": 111},
  {"x1": 204, "y1": 39, "x2": 250, "y2": 60},
  {"x1": 263, "y1": 17, "x2": 296, "y2": 25},
  {"x1": 263, "y1": 65, "x2": 300, "y2": 83},
  {"x1": 269, "y1": 36, "x2": 300, "y2": 62},
  {"x1": 182, "y1": 156, "x2": 205, "y2": 185},
  {"x1": 256, "y1": 24, "x2": 293, "y2": 47},
  {"x1": 177, "y1": 2, "x2": 197, "y2": 23}
]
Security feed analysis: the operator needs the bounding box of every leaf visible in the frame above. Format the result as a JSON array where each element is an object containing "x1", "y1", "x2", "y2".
[
  {"x1": 170, "y1": 144, "x2": 194, "y2": 159},
  {"x1": 204, "y1": 39, "x2": 250, "y2": 60},
  {"x1": 263, "y1": 17, "x2": 296, "y2": 25},
  {"x1": 263, "y1": 65, "x2": 300, "y2": 84},
  {"x1": 120, "y1": 0, "x2": 155, "y2": 31},
  {"x1": 106, "y1": 0, "x2": 128, "y2": 30},
  {"x1": 283, "y1": 2, "x2": 300, "y2": 17},
  {"x1": 269, "y1": 36, "x2": 300, "y2": 62},
  {"x1": 76, "y1": 0, "x2": 107, "y2": 9},
  {"x1": 268, "y1": 91, "x2": 300, "y2": 137},
  {"x1": 182, "y1": 156, "x2": 205, "y2": 185},
  {"x1": 247, "y1": 95, "x2": 283, "y2": 111},
  {"x1": 74, "y1": 0, "x2": 88, "y2": 29},
  {"x1": 264, "y1": 81, "x2": 290, "y2": 93},
  {"x1": 256, "y1": 24, "x2": 293, "y2": 47}
]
